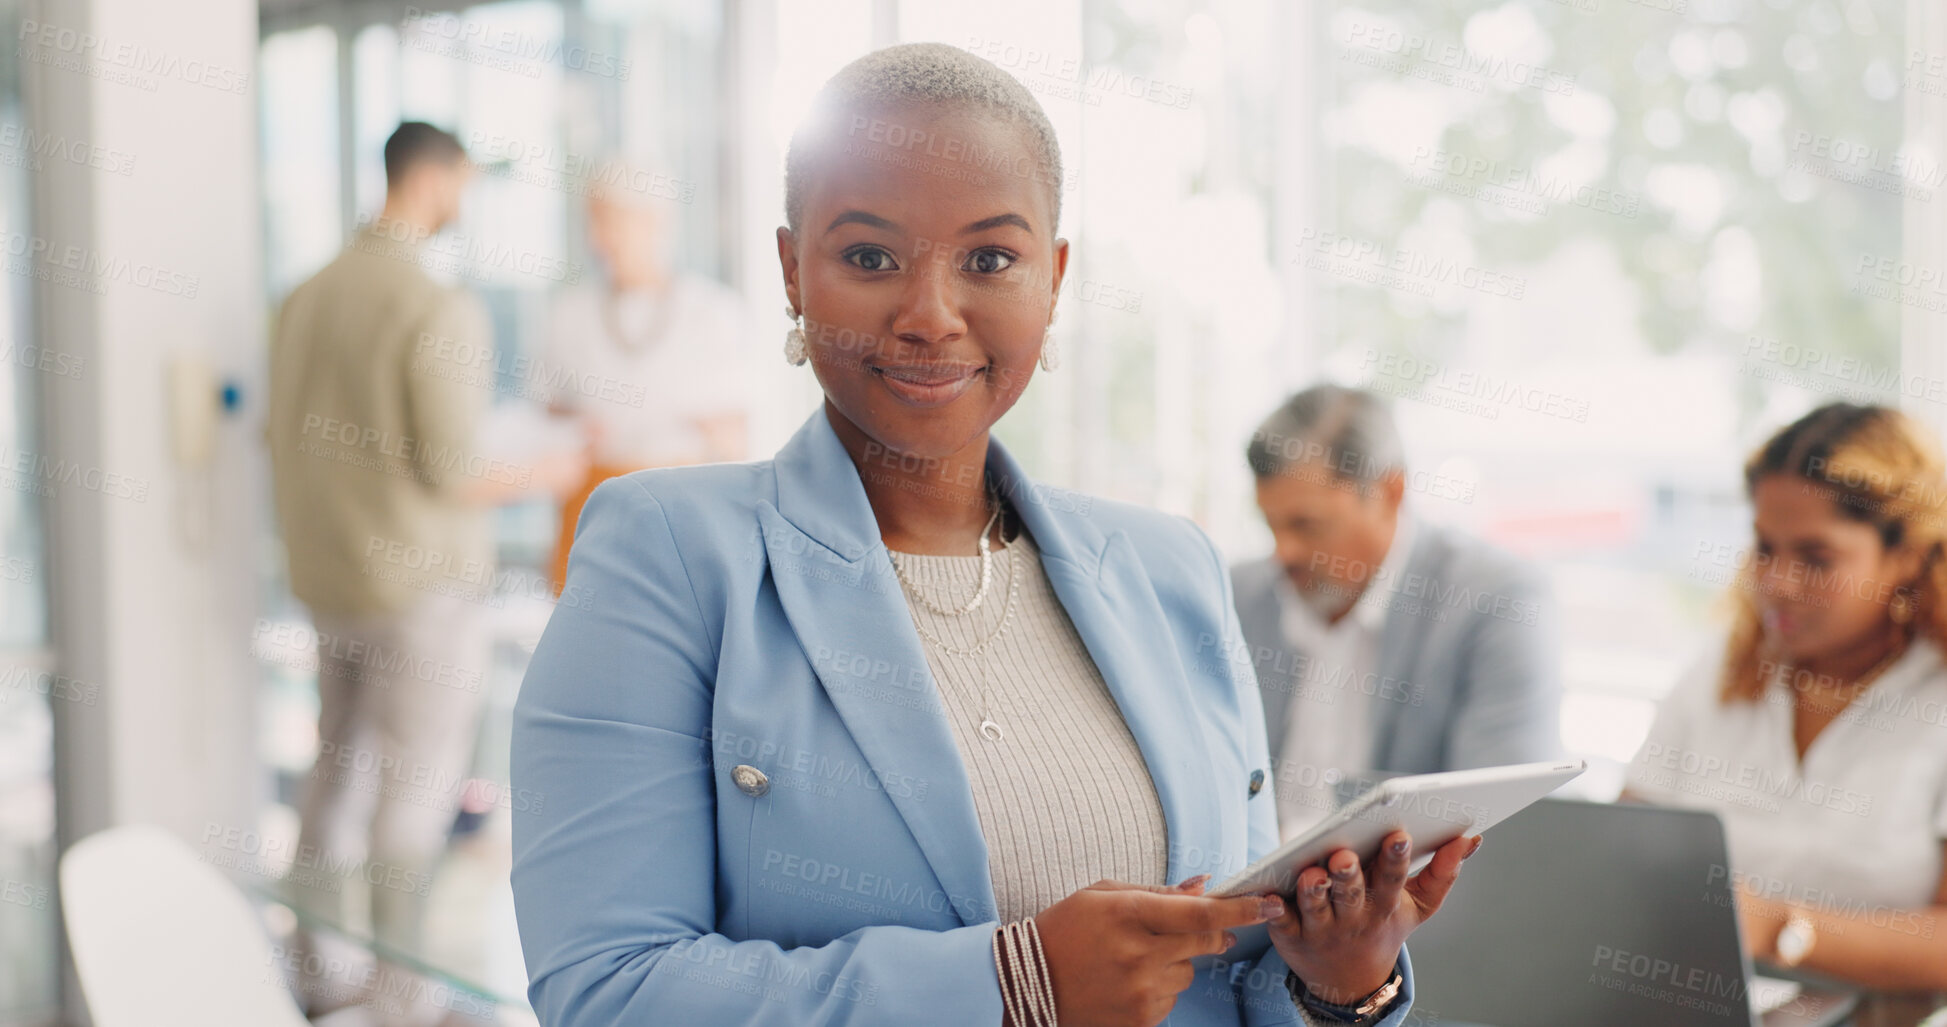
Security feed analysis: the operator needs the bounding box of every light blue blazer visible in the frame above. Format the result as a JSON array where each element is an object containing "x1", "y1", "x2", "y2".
[{"x1": 511, "y1": 408, "x2": 1417, "y2": 1025}]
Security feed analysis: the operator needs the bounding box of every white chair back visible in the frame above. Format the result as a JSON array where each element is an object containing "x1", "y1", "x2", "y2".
[{"x1": 60, "y1": 824, "x2": 312, "y2": 1027}]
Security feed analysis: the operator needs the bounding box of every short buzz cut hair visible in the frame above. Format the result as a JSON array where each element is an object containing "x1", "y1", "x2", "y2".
[
  {"x1": 383, "y1": 121, "x2": 467, "y2": 189},
  {"x1": 782, "y1": 42, "x2": 1064, "y2": 235},
  {"x1": 1246, "y1": 385, "x2": 1406, "y2": 486}
]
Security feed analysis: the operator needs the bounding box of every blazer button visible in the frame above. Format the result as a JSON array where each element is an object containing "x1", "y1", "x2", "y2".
[
  {"x1": 732, "y1": 764, "x2": 770, "y2": 797},
  {"x1": 1248, "y1": 768, "x2": 1266, "y2": 797}
]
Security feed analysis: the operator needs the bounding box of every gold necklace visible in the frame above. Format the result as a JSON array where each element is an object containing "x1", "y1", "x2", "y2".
[
  {"x1": 601, "y1": 285, "x2": 674, "y2": 354},
  {"x1": 1783, "y1": 633, "x2": 1910, "y2": 705}
]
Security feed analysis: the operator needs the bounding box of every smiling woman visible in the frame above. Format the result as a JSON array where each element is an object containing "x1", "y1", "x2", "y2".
[
  {"x1": 510, "y1": 42, "x2": 1480, "y2": 1027},
  {"x1": 1626, "y1": 403, "x2": 1947, "y2": 994},
  {"x1": 775, "y1": 47, "x2": 1069, "y2": 521}
]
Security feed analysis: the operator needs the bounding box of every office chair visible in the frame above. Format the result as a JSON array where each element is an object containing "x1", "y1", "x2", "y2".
[{"x1": 60, "y1": 824, "x2": 312, "y2": 1027}]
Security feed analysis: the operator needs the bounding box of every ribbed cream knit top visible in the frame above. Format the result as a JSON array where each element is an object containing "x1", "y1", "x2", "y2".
[{"x1": 887, "y1": 527, "x2": 1170, "y2": 924}]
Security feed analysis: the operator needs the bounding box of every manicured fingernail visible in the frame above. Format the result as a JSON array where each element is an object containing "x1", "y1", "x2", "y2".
[
  {"x1": 1223, "y1": 932, "x2": 1238, "y2": 949},
  {"x1": 1332, "y1": 861, "x2": 1356, "y2": 878},
  {"x1": 1177, "y1": 873, "x2": 1212, "y2": 891},
  {"x1": 1389, "y1": 838, "x2": 1409, "y2": 857},
  {"x1": 1465, "y1": 836, "x2": 1484, "y2": 859},
  {"x1": 1309, "y1": 880, "x2": 1330, "y2": 898},
  {"x1": 1259, "y1": 896, "x2": 1285, "y2": 921}
]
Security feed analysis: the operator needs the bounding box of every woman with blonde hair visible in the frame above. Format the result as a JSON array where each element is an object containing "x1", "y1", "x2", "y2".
[
  {"x1": 540, "y1": 155, "x2": 751, "y2": 591},
  {"x1": 1628, "y1": 402, "x2": 1947, "y2": 991},
  {"x1": 510, "y1": 42, "x2": 1481, "y2": 1026}
]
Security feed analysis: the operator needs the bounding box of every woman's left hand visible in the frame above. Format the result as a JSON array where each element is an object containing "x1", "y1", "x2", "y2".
[
  {"x1": 1267, "y1": 830, "x2": 1482, "y2": 1007},
  {"x1": 1733, "y1": 882, "x2": 1785, "y2": 961}
]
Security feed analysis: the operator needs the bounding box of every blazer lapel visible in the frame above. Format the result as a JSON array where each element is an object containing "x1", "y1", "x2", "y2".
[
  {"x1": 988, "y1": 446, "x2": 1225, "y2": 883},
  {"x1": 1369, "y1": 533, "x2": 1438, "y2": 771},
  {"x1": 761, "y1": 411, "x2": 997, "y2": 925},
  {"x1": 764, "y1": 408, "x2": 1227, "y2": 911},
  {"x1": 1370, "y1": 612, "x2": 1412, "y2": 771}
]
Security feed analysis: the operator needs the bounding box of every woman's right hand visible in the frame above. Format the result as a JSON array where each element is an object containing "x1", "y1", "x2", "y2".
[{"x1": 1030, "y1": 877, "x2": 1285, "y2": 1027}]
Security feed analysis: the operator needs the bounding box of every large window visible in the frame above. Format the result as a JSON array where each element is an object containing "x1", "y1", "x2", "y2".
[
  {"x1": 833, "y1": 2, "x2": 1947, "y2": 810},
  {"x1": 244, "y1": 0, "x2": 1943, "y2": 1006},
  {"x1": 882, "y1": 0, "x2": 1929, "y2": 795},
  {"x1": 260, "y1": 25, "x2": 343, "y2": 302},
  {"x1": 1304, "y1": 0, "x2": 1918, "y2": 792},
  {"x1": 255, "y1": 0, "x2": 1941, "y2": 826},
  {"x1": 0, "y1": 0, "x2": 59, "y2": 1018},
  {"x1": 254, "y1": 0, "x2": 734, "y2": 1004}
]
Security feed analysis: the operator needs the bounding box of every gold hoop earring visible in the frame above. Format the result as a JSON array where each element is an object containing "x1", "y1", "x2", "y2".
[
  {"x1": 1891, "y1": 589, "x2": 1917, "y2": 626},
  {"x1": 783, "y1": 306, "x2": 807, "y2": 366}
]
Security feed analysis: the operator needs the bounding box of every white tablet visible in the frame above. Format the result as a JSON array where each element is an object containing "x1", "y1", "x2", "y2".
[{"x1": 1210, "y1": 759, "x2": 1587, "y2": 900}]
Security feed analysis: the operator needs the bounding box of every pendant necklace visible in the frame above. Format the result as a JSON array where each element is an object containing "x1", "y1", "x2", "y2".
[{"x1": 890, "y1": 487, "x2": 1019, "y2": 742}]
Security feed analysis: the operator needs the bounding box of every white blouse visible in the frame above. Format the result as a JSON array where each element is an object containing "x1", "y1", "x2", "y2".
[
  {"x1": 1626, "y1": 636, "x2": 1947, "y2": 913},
  {"x1": 539, "y1": 276, "x2": 751, "y2": 466}
]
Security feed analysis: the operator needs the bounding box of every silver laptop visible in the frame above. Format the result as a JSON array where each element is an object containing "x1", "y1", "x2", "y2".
[{"x1": 1402, "y1": 798, "x2": 1857, "y2": 1027}]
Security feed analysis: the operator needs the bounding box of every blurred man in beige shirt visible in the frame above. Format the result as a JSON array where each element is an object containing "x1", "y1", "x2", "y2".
[{"x1": 266, "y1": 122, "x2": 585, "y2": 1024}]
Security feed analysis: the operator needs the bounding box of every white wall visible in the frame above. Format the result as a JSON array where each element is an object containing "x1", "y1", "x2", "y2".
[
  {"x1": 1904, "y1": 0, "x2": 1947, "y2": 439},
  {"x1": 27, "y1": 0, "x2": 262, "y2": 884}
]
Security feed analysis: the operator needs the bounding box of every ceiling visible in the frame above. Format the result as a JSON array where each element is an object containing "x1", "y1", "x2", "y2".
[{"x1": 257, "y1": 0, "x2": 469, "y2": 30}]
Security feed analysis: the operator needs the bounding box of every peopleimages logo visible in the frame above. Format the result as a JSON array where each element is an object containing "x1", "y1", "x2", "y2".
[
  {"x1": 0, "y1": 879, "x2": 47, "y2": 910},
  {"x1": 403, "y1": 7, "x2": 631, "y2": 80},
  {"x1": 962, "y1": 35, "x2": 1195, "y2": 110},
  {"x1": 310, "y1": 740, "x2": 545, "y2": 815},
  {"x1": 1339, "y1": 21, "x2": 1577, "y2": 95},
  {"x1": 1358, "y1": 350, "x2": 1588, "y2": 423},
  {"x1": 1406, "y1": 145, "x2": 1640, "y2": 218},
  {"x1": 758, "y1": 848, "x2": 981, "y2": 929},
  {"x1": 847, "y1": 115, "x2": 1065, "y2": 191},
  {"x1": 200, "y1": 823, "x2": 435, "y2": 897},
  {"x1": 1295, "y1": 229, "x2": 1528, "y2": 300},
  {"x1": 1589, "y1": 944, "x2": 1742, "y2": 1011},
  {"x1": 1, "y1": 230, "x2": 199, "y2": 298},
  {"x1": 0, "y1": 122, "x2": 137, "y2": 176},
  {"x1": 0, "y1": 341, "x2": 85, "y2": 380},
  {"x1": 16, "y1": 19, "x2": 251, "y2": 94},
  {"x1": 413, "y1": 331, "x2": 647, "y2": 409},
  {"x1": 299, "y1": 414, "x2": 530, "y2": 487},
  {"x1": 1635, "y1": 743, "x2": 1874, "y2": 816},
  {"x1": 0, "y1": 446, "x2": 149, "y2": 501},
  {"x1": 466, "y1": 131, "x2": 693, "y2": 203}
]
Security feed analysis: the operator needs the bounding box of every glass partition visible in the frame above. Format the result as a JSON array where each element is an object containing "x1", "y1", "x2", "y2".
[
  {"x1": 251, "y1": 0, "x2": 732, "y2": 1008},
  {"x1": 0, "y1": 0, "x2": 58, "y2": 1019}
]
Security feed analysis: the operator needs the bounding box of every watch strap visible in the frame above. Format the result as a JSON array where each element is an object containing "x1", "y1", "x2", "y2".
[{"x1": 1286, "y1": 967, "x2": 1405, "y2": 1024}]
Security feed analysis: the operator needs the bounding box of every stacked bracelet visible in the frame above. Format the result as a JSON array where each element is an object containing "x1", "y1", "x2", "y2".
[{"x1": 992, "y1": 918, "x2": 1059, "y2": 1026}]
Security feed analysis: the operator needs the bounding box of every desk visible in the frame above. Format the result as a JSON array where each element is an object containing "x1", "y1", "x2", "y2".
[
  {"x1": 1846, "y1": 993, "x2": 1947, "y2": 1027},
  {"x1": 244, "y1": 882, "x2": 534, "y2": 1026}
]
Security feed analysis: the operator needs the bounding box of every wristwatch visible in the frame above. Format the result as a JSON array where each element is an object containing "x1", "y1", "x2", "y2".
[
  {"x1": 1775, "y1": 912, "x2": 1817, "y2": 967},
  {"x1": 1286, "y1": 967, "x2": 1405, "y2": 1024}
]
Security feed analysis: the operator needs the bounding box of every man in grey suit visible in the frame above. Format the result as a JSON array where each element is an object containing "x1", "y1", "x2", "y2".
[{"x1": 1231, "y1": 385, "x2": 1561, "y2": 837}]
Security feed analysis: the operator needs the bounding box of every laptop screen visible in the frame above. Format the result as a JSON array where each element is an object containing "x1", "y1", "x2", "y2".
[{"x1": 1404, "y1": 799, "x2": 1772, "y2": 1027}]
